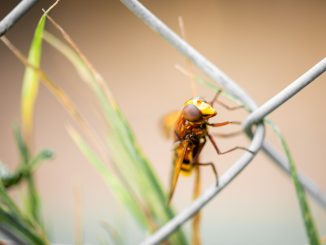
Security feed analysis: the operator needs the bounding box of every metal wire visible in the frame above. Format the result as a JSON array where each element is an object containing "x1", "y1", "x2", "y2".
[
  {"x1": 0, "y1": 0, "x2": 38, "y2": 37},
  {"x1": 143, "y1": 62, "x2": 326, "y2": 243},
  {"x1": 119, "y1": 0, "x2": 326, "y2": 244},
  {"x1": 0, "y1": 0, "x2": 324, "y2": 243},
  {"x1": 141, "y1": 124, "x2": 265, "y2": 245},
  {"x1": 244, "y1": 58, "x2": 326, "y2": 129},
  {"x1": 243, "y1": 57, "x2": 326, "y2": 207},
  {"x1": 141, "y1": 58, "x2": 326, "y2": 243},
  {"x1": 120, "y1": 0, "x2": 258, "y2": 110}
]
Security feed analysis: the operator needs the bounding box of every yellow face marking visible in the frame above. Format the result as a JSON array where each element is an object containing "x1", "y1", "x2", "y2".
[{"x1": 185, "y1": 97, "x2": 217, "y2": 117}]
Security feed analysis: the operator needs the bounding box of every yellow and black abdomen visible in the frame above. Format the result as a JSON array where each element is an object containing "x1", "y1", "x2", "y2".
[{"x1": 174, "y1": 142, "x2": 201, "y2": 176}]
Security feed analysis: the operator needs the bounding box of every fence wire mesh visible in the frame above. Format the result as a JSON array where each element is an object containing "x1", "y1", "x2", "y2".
[
  {"x1": 0, "y1": 0, "x2": 37, "y2": 37},
  {"x1": 118, "y1": 0, "x2": 326, "y2": 244},
  {"x1": 1, "y1": 1, "x2": 325, "y2": 244}
]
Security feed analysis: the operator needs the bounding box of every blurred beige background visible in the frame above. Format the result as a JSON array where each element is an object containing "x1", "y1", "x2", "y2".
[{"x1": 0, "y1": 0, "x2": 325, "y2": 244}]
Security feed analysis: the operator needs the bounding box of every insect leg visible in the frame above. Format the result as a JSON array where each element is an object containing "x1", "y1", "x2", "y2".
[
  {"x1": 190, "y1": 141, "x2": 206, "y2": 199},
  {"x1": 208, "y1": 121, "x2": 245, "y2": 138},
  {"x1": 190, "y1": 142, "x2": 206, "y2": 245},
  {"x1": 210, "y1": 90, "x2": 243, "y2": 110},
  {"x1": 167, "y1": 140, "x2": 189, "y2": 204},
  {"x1": 208, "y1": 121, "x2": 241, "y2": 127},
  {"x1": 207, "y1": 134, "x2": 254, "y2": 154},
  {"x1": 193, "y1": 138, "x2": 218, "y2": 183},
  {"x1": 196, "y1": 162, "x2": 218, "y2": 184},
  {"x1": 192, "y1": 165, "x2": 201, "y2": 245},
  {"x1": 211, "y1": 130, "x2": 243, "y2": 138}
]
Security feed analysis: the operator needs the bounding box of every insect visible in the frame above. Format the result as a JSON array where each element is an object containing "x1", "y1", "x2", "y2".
[
  {"x1": 165, "y1": 92, "x2": 252, "y2": 204},
  {"x1": 163, "y1": 91, "x2": 253, "y2": 245}
]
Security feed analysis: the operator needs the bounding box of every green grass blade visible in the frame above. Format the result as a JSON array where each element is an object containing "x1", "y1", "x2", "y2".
[
  {"x1": 101, "y1": 222, "x2": 124, "y2": 245},
  {"x1": 19, "y1": 2, "x2": 58, "y2": 226},
  {"x1": 67, "y1": 125, "x2": 149, "y2": 228},
  {"x1": 1, "y1": 149, "x2": 53, "y2": 189},
  {"x1": 43, "y1": 30, "x2": 186, "y2": 244},
  {"x1": 179, "y1": 70, "x2": 321, "y2": 244},
  {"x1": 43, "y1": 31, "x2": 167, "y2": 211},
  {"x1": 14, "y1": 126, "x2": 30, "y2": 163},
  {"x1": 42, "y1": 31, "x2": 94, "y2": 85},
  {"x1": 0, "y1": 141, "x2": 52, "y2": 244},
  {"x1": 43, "y1": 31, "x2": 154, "y2": 228},
  {"x1": 267, "y1": 121, "x2": 320, "y2": 245},
  {"x1": 21, "y1": 1, "x2": 58, "y2": 141},
  {"x1": 13, "y1": 127, "x2": 41, "y2": 222},
  {"x1": 21, "y1": 18, "x2": 44, "y2": 141},
  {"x1": 0, "y1": 182, "x2": 21, "y2": 215},
  {"x1": 0, "y1": 209, "x2": 45, "y2": 245},
  {"x1": 0, "y1": 181, "x2": 46, "y2": 245}
]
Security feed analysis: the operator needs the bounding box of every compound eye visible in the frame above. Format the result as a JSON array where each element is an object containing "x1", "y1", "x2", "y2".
[{"x1": 183, "y1": 104, "x2": 202, "y2": 122}]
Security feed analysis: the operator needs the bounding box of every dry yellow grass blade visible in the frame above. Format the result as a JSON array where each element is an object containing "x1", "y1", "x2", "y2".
[{"x1": 1, "y1": 36, "x2": 107, "y2": 161}]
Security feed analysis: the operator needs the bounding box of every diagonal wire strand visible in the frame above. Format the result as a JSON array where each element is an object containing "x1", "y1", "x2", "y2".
[
  {"x1": 120, "y1": 0, "x2": 258, "y2": 110},
  {"x1": 119, "y1": 0, "x2": 326, "y2": 243},
  {"x1": 141, "y1": 124, "x2": 265, "y2": 244},
  {"x1": 119, "y1": 0, "x2": 326, "y2": 206},
  {"x1": 139, "y1": 59, "x2": 326, "y2": 241},
  {"x1": 243, "y1": 57, "x2": 326, "y2": 207},
  {"x1": 0, "y1": 0, "x2": 38, "y2": 36},
  {"x1": 244, "y1": 58, "x2": 326, "y2": 129}
]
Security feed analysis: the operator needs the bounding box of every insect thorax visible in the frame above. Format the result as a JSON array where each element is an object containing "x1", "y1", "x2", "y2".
[{"x1": 183, "y1": 122, "x2": 207, "y2": 143}]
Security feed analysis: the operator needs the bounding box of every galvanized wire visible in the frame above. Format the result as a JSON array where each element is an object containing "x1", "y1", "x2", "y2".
[
  {"x1": 244, "y1": 58, "x2": 326, "y2": 129},
  {"x1": 0, "y1": 0, "x2": 38, "y2": 37},
  {"x1": 141, "y1": 58, "x2": 326, "y2": 243},
  {"x1": 1, "y1": 0, "x2": 325, "y2": 243},
  {"x1": 243, "y1": 57, "x2": 326, "y2": 208},
  {"x1": 141, "y1": 125, "x2": 265, "y2": 245},
  {"x1": 141, "y1": 60, "x2": 326, "y2": 243},
  {"x1": 119, "y1": 0, "x2": 326, "y2": 244},
  {"x1": 120, "y1": 0, "x2": 257, "y2": 110}
]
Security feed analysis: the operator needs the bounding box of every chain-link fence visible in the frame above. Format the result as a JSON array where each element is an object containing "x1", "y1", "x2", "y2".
[
  {"x1": 1, "y1": 1, "x2": 325, "y2": 244},
  {"x1": 0, "y1": 0, "x2": 37, "y2": 36},
  {"x1": 120, "y1": 1, "x2": 326, "y2": 244}
]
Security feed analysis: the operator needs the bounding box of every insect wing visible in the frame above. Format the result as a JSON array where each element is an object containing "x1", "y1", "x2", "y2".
[
  {"x1": 160, "y1": 110, "x2": 180, "y2": 138},
  {"x1": 167, "y1": 140, "x2": 188, "y2": 204}
]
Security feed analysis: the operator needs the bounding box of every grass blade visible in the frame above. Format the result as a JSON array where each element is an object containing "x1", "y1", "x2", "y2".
[
  {"x1": 0, "y1": 181, "x2": 47, "y2": 245},
  {"x1": 19, "y1": 1, "x2": 58, "y2": 226},
  {"x1": 21, "y1": 1, "x2": 58, "y2": 143},
  {"x1": 14, "y1": 127, "x2": 41, "y2": 223},
  {"x1": 267, "y1": 121, "x2": 320, "y2": 245},
  {"x1": 0, "y1": 209, "x2": 45, "y2": 245},
  {"x1": 43, "y1": 23, "x2": 186, "y2": 244},
  {"x1": 21, "y1": 14, "x2": 44, "y2": 143},
  {"x1": 67, "y1": 125, "x2": 149, "y2": 228},
  {"x1": 1, "y1": 149, "x2": 53, "y2": 189},
  {"x1": 177, "y1": 67, "x2": 321, "y2": 244}
]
